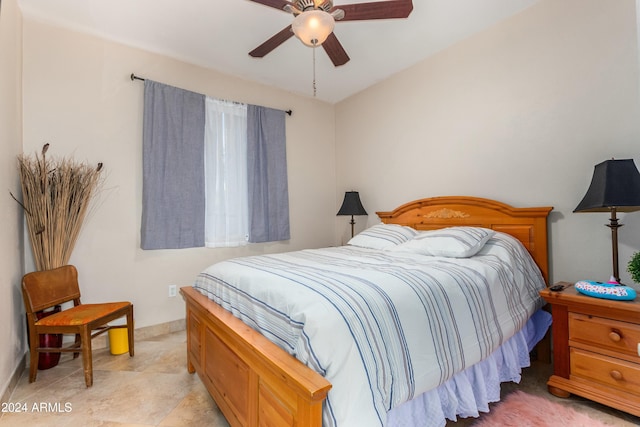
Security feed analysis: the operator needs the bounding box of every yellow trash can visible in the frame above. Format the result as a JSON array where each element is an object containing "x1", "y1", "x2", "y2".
[{"x1": 108, "y1": 328, "x2": 129, "y2": 355}]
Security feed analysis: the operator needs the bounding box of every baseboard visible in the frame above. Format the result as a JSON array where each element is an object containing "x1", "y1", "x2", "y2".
[
  {"x1": 134, "y1": 318, "x2": 186, "y2": 341},
  {"x1": 93, "y1": 318, "x2": 186, "y2": 349},
  {"x1": 1, "y1": 352, "x2": 26, "y2": 404}
]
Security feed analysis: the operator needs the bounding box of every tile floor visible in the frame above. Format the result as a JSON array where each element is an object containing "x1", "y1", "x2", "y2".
[
  {"x1": 1, "y1": 331, "x2": 229, "y2": 427},
  {"x1": 1, "y1": 330, "x2": 639, "y2": 426}
]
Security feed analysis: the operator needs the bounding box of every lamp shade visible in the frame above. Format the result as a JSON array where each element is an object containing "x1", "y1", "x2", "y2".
[
  {"x1": 574, "y1": 159, "x2": 640, "y2": 213},
  {"x1": 292, "y1": 10, "x2": 335, "y2": 47},
  {"x1": 337, "y1": 191, "x2": 368, "y2": 216}
]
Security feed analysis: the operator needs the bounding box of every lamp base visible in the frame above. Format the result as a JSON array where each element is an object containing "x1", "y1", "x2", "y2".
[
  {"x1": 606, "y1": 208, "x2": 622, "y2": 283},
  {"x1": 349, "y1": 215, "x2": 355, "y2": 238}
]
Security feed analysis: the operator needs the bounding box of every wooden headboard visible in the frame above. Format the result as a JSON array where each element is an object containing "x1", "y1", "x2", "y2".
[{"x1": 377, "y1": 196, "x2": 553, "y2": 284}]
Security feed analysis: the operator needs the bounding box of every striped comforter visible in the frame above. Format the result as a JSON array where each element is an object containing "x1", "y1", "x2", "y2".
[{"x1": 193, "y1": 232, "x2": 546, "y2": 427}]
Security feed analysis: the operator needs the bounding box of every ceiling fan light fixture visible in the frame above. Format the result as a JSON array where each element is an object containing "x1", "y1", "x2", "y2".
[{"x1": 292, "y1": 10, "x2": 335, "y2": 47}]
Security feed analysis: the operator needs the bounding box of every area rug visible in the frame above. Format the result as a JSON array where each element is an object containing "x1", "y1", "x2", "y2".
[{"x1": 472, "y1": 391, "x2": 609, "y2": 426}]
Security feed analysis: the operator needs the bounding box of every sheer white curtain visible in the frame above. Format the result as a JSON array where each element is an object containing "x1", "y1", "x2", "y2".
[{"x1": 204, "y1": 98, "x2": 248, "y2": 247}]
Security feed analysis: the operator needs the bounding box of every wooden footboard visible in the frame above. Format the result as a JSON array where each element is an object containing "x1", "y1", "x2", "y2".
[{"x1": 180, "y1": 286, "x2": 331, "y2": 427}]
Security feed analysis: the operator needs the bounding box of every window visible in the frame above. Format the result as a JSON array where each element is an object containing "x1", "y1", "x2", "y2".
[
  {"x1": 204, "y1": 99, "x2": 249, "y2": 247},
  {"x1": 141, "y1": 80, "x2": 290, "y2": 250}
]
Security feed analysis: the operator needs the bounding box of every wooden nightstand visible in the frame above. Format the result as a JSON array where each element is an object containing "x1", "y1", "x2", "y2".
[{"x1": 540, "y1": 282, "x2": 640, "y2": 416}]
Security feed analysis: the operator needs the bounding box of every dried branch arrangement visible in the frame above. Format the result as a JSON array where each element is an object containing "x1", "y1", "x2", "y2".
[{"x1": 13, "y1": 144, "x2": 104, "y2": 271}]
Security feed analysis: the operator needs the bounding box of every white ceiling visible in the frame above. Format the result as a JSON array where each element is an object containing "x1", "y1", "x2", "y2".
[{"x1": 18, "y1": 0, "x2": 539, "y2": 104}]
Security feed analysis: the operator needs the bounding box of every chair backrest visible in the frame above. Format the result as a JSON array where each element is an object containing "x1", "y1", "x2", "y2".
[{"x1": 22, "y1": 265, "x2": 82, "y2": 314}]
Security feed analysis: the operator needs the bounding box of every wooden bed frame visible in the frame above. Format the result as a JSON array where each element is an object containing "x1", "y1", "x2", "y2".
[{"x1": 180, "y1": 196, "x2": 553, "y2": 427}]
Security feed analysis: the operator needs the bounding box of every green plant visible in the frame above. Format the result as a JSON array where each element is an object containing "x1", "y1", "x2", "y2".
[{"x1": 628, "y1": 251, "x2": 640, "y2": 284}]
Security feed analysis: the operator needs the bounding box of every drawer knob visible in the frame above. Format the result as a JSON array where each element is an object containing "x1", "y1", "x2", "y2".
[
  {"x1": 608, "y1": 330, "x2": 622, "y2": 342},
  {"x1": 610, "y1": 370, "x2": 623, "y2": 381}
]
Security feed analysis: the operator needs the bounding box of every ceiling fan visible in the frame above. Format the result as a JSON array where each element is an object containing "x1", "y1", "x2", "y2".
[{"x1": 248, "y1": 0, "x2": 414, "y2": 66}]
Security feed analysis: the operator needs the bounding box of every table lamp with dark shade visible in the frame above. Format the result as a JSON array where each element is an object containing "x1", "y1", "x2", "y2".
[
  {"x1": 337, "y1": 191, "x2": 368, "y2": 238},
  {"x1": 574, "y1": 159, "x2": 640, "y2": 283}
]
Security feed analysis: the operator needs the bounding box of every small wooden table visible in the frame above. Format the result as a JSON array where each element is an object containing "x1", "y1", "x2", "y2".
[{"x1": 540, "y1": 283, "x2": 640, "y2": 416}]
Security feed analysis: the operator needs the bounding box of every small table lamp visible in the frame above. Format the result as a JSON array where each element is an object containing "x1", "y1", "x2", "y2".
[
  {"x1": 574, "y1": 159, "x2": 640, "y2": 283},
  {"x1": 337, "y1": 191, "x2": 368, "y2": 238}
]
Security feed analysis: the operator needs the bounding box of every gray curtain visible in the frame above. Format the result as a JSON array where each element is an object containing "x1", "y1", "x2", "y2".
[
  {"x1": 247, "y1": 105, "x2": 290, "y2": 243},
  {"x1": 141, "y1": 80, "x2": 206, "y2": 249}
]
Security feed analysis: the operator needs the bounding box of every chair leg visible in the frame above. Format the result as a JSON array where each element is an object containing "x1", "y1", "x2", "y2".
[
  {"x1": 80, "y1": 327, "x2": 93, "y2": 387},
  {"x1": 73, "y1": 333, "x2": 81, "y2": 359},
  {"x1": 127, "y1": 307, "x2": 134, "y2": 357},
  {"x1": 28, "y1": 342, "x2": 39, "y2": 383}
]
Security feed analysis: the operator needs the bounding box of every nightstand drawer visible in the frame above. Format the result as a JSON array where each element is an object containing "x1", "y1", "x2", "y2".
[
  {"x1": 571, "y1": 348, "x2": 640, "y2": 396},
  {"x1": 569, "y1": 312, "x2": 640, "y2": 361}
]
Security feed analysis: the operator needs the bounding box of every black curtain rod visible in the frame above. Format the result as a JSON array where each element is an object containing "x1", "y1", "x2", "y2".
[{"x1": 130, "y1": 73, "x2": 292, "y2": 116}]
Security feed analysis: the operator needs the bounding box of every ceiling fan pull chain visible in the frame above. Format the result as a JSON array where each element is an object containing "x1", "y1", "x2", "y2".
[{"x1": 312, "y1": 40, "x2": 317, "y2": 97}]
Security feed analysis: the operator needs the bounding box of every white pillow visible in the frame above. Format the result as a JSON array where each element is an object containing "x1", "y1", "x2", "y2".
[
  {"x1": 347, "y1": 223, "x2": 417, "y2": 250},
  {"x1": 390, "y1": 226, "x2": 495, "y2": 258}
]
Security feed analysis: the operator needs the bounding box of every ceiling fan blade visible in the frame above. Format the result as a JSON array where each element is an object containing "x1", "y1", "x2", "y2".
[
  {"x1": 334, "y1": 0, "x2": 413, "y2": 21},
  {"x1": 322, "y1": 32, "x2": 350, "y2": 66},
  {"x1": 247, "y1": 0, "x2": 294, "y2": 12},
  {"x1": 249, "y1": 25, "x2": 294, "y2": 58}
]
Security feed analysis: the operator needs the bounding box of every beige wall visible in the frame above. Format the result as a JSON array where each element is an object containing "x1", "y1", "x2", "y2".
[
  {"x1": 0, "y1": 0, "x2": 26, "y2": 399},
  {"x1": 20, "y1": 19, "x2": 337, "y2": 329},
  {"x1": 335, "y1": 0, "x2": 640, "y2": 284}
]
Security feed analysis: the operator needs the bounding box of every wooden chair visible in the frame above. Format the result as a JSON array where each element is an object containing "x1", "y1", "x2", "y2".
[{"x1": 22, "y1": 265, "x2": 134, "y2": 387}]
